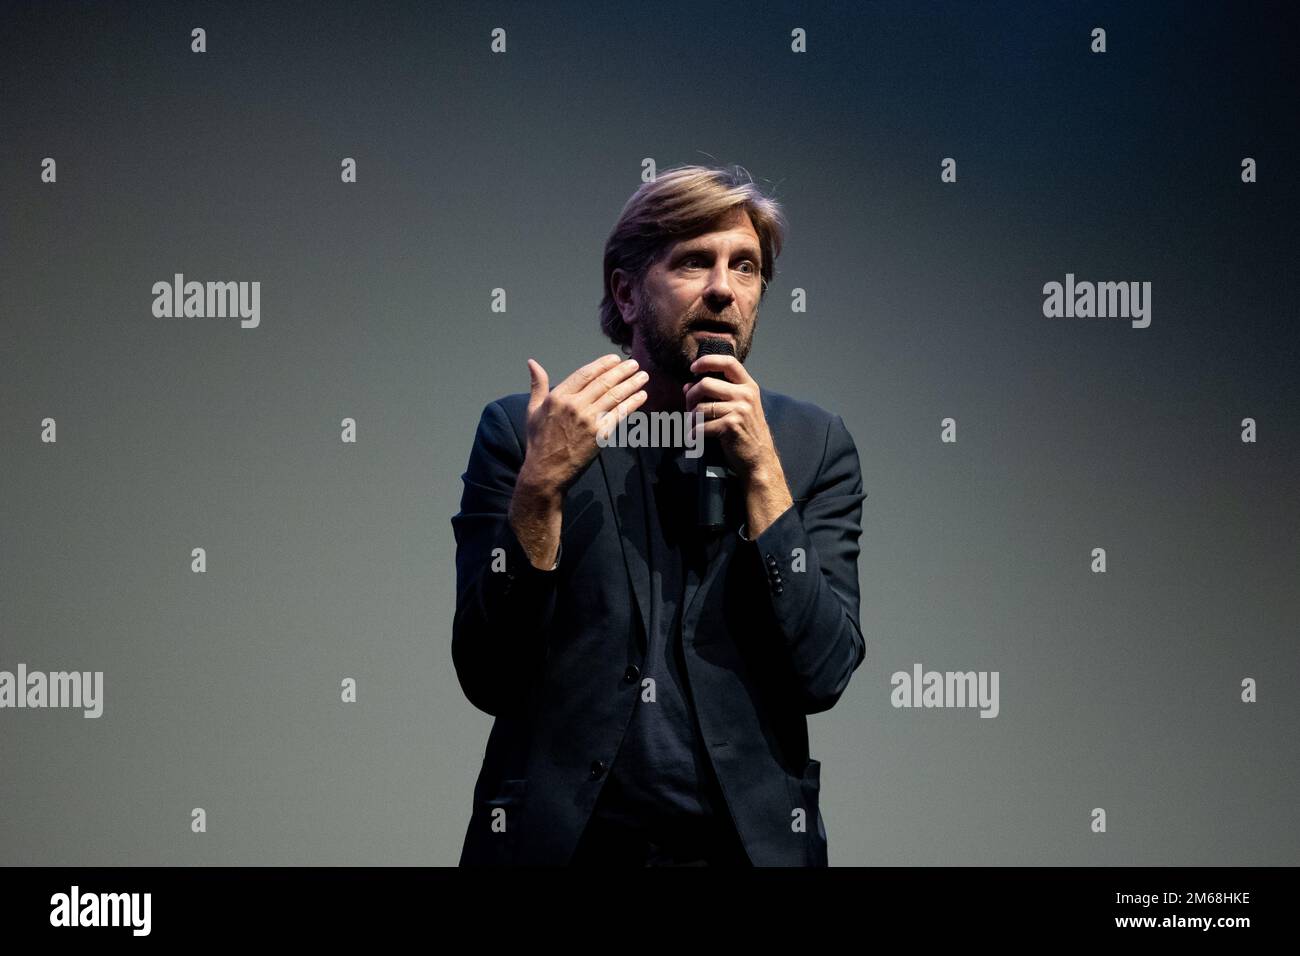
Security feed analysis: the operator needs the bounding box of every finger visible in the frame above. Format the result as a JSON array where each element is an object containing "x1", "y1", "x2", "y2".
[
  {"x1": 594, "y1": 409, "x2": 615, "y2": 442},
  {"x1": 696, "y1": 412, "x2": 741, "y2": 438},
  {"x1": 577, "y1": 356, "x2": 641, "y2": 405},
  {"x1": 689, "y1": 400, "x2": 743, "y2": 423},
  {"x1": 689, "y1": 354, "x2": 753, "y2": 385},
  {"x1": 685, "y1": 408, "x2": 737, "y2": 444},
  {"x1": 595, "y1": 368, "x2": 650, "y2": 413},
  {"x1": 598, "y1": 389, "x2": 649, "y2": 438},
  {"x1": 526, "y1": 359, "x2": 550, "y2": 415},
  {"x1": 684, "y1": 376, "x2": 744, "y2": 409},
  {"x1": 553, "y1": 353, "x2": 624, "y2": 397}
]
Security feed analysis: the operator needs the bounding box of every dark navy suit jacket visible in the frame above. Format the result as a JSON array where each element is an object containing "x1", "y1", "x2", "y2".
[{"x1": 451, "y1": 388, "x2": 866, "y2": 865}]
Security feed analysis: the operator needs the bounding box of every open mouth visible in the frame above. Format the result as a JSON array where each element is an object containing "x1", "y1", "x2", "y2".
[{"x1": 688, "y1": 319, "x2": 737, "y2": 337}]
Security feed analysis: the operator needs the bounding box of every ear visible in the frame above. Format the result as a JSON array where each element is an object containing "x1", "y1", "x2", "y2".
[{"x1": 610, "y1": 267, "x2": 638, "y2": 324}]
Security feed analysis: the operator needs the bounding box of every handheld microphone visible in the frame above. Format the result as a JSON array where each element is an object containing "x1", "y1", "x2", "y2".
[{"x1": 693, "y1": 337, "x2": 735, "y2": 531}]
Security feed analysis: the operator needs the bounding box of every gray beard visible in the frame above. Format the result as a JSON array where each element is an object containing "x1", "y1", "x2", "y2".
[{"x1": 634, "y1": 297, "x2": 755, "y2": 383}]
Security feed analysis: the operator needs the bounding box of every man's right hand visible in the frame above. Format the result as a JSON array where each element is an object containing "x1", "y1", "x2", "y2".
[{"x1": 508, "y1": 354, "x2": 648, "y2": 569}]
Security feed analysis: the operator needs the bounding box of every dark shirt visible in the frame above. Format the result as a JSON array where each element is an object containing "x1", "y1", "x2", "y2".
[{"x1": 581, "y1": 442, "x2": 737, "y2": 854}]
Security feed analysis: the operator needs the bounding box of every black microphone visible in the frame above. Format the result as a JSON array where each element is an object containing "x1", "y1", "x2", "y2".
[{"x1": 693, "y1": 337, "x2": 735, "y2": 531}]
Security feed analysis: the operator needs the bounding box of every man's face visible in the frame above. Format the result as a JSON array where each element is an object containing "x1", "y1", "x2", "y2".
[{"x1": 624, "y1": 207, "x2": 763, "y2": 382}]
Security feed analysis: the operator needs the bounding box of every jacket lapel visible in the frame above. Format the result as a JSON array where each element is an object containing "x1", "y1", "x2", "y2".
[{"x1": 597, "y1": 443, "x2": 651, "y2": 652}]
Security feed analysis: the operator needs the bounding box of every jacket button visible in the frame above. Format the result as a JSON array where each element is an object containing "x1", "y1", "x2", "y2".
[
  {"x1": 589, "y1": 760, "x2": 607, "y2": 779},
  {"x1": 774, "y1": 585, "x2": 784, "y2": 595},
  {"x1": 623, "y1": 665, "x2": 640, "y2": 683}
]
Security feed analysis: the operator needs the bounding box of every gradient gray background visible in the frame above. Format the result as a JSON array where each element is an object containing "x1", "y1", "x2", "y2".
[{"x1": 2, "y1": 0, "x2": 1297, "y2": 865}]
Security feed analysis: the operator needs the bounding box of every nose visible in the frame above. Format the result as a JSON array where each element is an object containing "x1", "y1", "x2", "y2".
[{"x1": 702, "y1": 262, "x2": 736, "y2": 311}]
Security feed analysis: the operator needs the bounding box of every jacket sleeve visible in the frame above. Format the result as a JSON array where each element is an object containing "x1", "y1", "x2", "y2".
[
  {"x1": 450, "y1": 399, "x2": 561, "y2": 716},
  {"x1": 745, "y1": 413, "x2": 866, "y2": 714}
]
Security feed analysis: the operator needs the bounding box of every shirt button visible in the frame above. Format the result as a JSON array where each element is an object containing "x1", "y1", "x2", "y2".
[
  {"x1": 589, "y1": 760, "x2": 607, "y2": 779},
  {"x1": 623, "y1": 665, "x2": 640, "y2": 684}
]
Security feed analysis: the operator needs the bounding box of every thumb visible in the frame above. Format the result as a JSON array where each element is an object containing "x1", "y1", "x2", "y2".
[{"x1": 526, "y1": 358, "x2": 549, "y2": 413}]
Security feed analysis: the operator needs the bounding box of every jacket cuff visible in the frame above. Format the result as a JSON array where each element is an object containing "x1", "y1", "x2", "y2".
[
  {"x1": 748, "y1": 504, "x2": 817, "y2": 618},
  {"x1": 480, "y1": 521, "x2": 561, "y2": 612}
]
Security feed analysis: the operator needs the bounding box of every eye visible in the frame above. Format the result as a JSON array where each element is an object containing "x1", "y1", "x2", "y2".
[{"x1": 736, "y1": 260, "x2": 757, "y2": 274}]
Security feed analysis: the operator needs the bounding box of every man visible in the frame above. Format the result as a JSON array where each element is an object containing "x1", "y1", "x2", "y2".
[{"x1": 451, "y1": 165, "x2": 866, "y2": 866}]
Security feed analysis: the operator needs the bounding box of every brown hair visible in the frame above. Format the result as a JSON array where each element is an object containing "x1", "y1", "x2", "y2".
[{"x1": 599, "y1": 164, "x2": 787, "y2": 350}]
